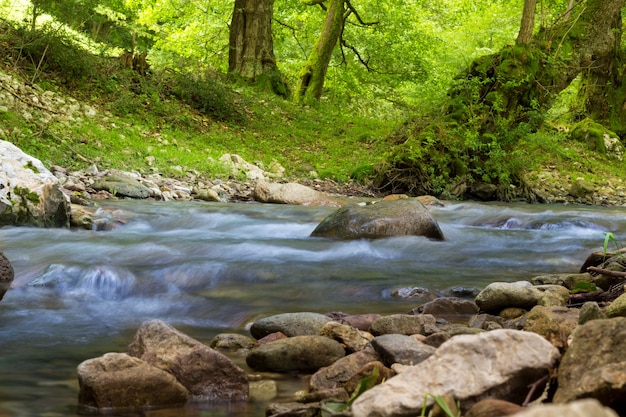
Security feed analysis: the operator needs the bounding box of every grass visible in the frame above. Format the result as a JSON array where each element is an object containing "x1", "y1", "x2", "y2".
[{"x1": 2, "y1": 17, "x2": 626, "y2": 197}]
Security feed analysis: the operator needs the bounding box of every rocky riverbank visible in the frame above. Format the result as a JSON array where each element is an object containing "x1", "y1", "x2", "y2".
[{"x1": 77, "y1": 245, "x2": 626, "y2": 417}]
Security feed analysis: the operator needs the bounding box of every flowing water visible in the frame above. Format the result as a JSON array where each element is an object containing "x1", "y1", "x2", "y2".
[{"x1": 1, "y1": 200, "x2": 624, "y2": 416}]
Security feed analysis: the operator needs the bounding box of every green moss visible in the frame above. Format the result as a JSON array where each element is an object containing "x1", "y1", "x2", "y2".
[
  {"x1": 13, "y1": 186, "x2": 41, "y2": 204},
  {"x1": 23, "y1": 160, "x2": 40, "y2": 174},
  {"x1": 569, "y1": 118, "x2": 617, "y2": 154}
]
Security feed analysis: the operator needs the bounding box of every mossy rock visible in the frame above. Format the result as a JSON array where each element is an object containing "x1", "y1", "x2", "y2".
[{"x1": 570, "y1": 118, "x2": 620, "y2": 154}]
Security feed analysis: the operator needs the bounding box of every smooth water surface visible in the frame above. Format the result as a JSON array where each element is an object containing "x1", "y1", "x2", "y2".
[{"x1": 1, "y1": 200, "x2": 624, "y2": 416}]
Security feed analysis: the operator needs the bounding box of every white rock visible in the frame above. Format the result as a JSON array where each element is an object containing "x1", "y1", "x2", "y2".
[{"x1": 350, "y1": 329, "x2": 560, "y2": 417}]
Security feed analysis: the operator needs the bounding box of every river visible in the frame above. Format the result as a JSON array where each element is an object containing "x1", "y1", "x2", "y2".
[{"x1": 0, "y1": 200, "x2": 623, "y2": 416}]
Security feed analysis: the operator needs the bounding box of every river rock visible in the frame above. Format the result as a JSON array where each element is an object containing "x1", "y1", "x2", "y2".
[
  {"x1": 319, "y1": 321, "x2": 373, "y2": 353},
  {"x1": 252, "y1": 179, "x2": 340, "y2": 206},
  {"x1": 249, "y1": 312, "x2": 333, "y2": 339},
  {"x1": 465, "y1": 399, "x2": 524, "y2": 417},
  {"x1": 350, "y1": 329, "x2": 560, "y2": 417},
  {"x1": 77, "y1": 352, "x2": 188, "y2": 410},
  {"x1": 309, "y1": 348, "x2": 380, "y2": 393},
  {"x1": 554, "y1": 317, "x2": 626, "y2": 406},
  {"x1": 127, "y1": 319, "x2": 248, "y2": 401},
  {"x1": 91, "y1": 171, "x2": 160, "y2": 199},
  {"x1": 310, "y1": 199, "x2": 444, "y2": 240},
  {"x1": 246, "y1": 335, "x2": 345, "y2": 372},
  {"x1": 515, "y1": 399, "x2": 619, "y2": 417},
  {"x1": 338, "y1": 313, "x2": 382, "y2": 331},
  {"x1": 474, "y1": 281, "x2": 541, "y2": 313},
  {"x1": 579, "y1": 301, "x2": 606, "y2": 324},
  {"x1": 369, "y1": 313, "x2": 438, "y2": 336},
  {"x1": 0, "y1": 251, "x2": 13, "y2": 301},
  {"x1": 209, "y1": 333, "x2": 257, "y2": 350},
  {"x1": 0, "y1": 140, "x2": 70, "y2": 227},
  {"x1": 410, "y1": 297, "x2": 479, "y2": 317},
  {"x1": 371, "y1": 334, "x2": 436, "y2": 366},
  {"x1": 536, "y1": 284, "x2": 571, "y2": 306},
  {"x1": 605, "y1": 292, "x2": 626, "y2": 317},
  {"x1": 523, "y1": 305, "x2": 579, "y2": 349}
]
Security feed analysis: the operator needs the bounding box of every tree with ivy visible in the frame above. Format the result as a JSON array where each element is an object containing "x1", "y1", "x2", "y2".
[
  {"x1": 294, "y1": 0, "x2": 377, "y2": 104},
  {"x1": 375, "y1": 0, "x2": 626, "y2": 201}
]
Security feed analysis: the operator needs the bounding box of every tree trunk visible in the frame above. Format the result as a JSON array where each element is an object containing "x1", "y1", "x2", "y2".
[
  {"x1": 515, "y1": 0, "x2": 536, "y2": 45},
  {"x1": 294, "y1": 0, "x2": 345, "y2": 104},
  {"x1": 228, "y1": 0, "x2": 287, "y2": 96},
  {"x1": 575, "y1": 2, "x2": 625, "y2": 133}
]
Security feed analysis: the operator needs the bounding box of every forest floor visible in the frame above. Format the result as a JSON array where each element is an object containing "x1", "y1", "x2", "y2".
[{"x1": 1, "y1": 25, "x2": 626, "y2": 207}]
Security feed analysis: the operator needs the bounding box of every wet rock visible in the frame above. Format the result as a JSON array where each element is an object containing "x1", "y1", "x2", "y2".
[
  {"x1": 250, "y1": 312, "x2": 333, "y2": 339},
  {"x1": 77, "y1": 352, "x2": 188, "y2": 410},
  {"x1": 554, "y1": 317, "x2": 626, "y2": 407},
  {"x1": 579, "y1": 301, "x2": 606, "y2": 324},
  {"x1": 0, "y1": 251, "x2": 13, "y2": 301},
  {"x1": 320, "y1": 321, "x2": 373, "y2": 353},
  {"x1": 370, "y1": 313, "x2": 438, "y2": 336},
  {"x1": 350, "y1": 329, "x2": 560, "y2": 417},
  {"x1": 249, "y1": 380, "x2": 278, "y2": 402},
  {"x1": 266, "y1": 401, "x2": 320, "y2": 417},
  {"x1": 127, "y1": 319, "x2": 248, "y2": 401},
  {"x1": 523, "y1": 306, "x2": 579, "y2": 350},
  {"x1": 253, "y1": 179, "x2": 340, "y2": 206},
  {"x1": 391, "y1": 286, "x2": 439, "y2": 303},
  {"x1": 411, "y1": 297, "x2": 479, "y2": 317},
  {"x1": 311, "y1": 199, "x2": 444, "y2": 240},
  {"x1": 309, "y1": 348, "x2": 380, "y2": 392},
  {"x1": 515, "y1": 399, "x2": 619, "y2": 417},
  {"x1": 475, "y1": 281, "x2": 541, "y2": 313},
  {"x1": 91, "y1": 172, "x2": 159, "y2": 199},
  {"x1": 209, "y1": 333, "x2": 257, "y2": 350},
  {"x1": 0, "y1": 140, "x2": 70, "y2": 227},
  {"x1": 371, "y1": 334, "x2": 436, "y2": 366},
  {"x1": 246, "y1": 335, "x2": 345, "y2": 373}
]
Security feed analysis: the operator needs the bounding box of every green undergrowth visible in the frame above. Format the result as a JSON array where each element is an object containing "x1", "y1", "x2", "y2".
[{"x1": 0, "y1": 21, "x2": 396, "y2": 184}]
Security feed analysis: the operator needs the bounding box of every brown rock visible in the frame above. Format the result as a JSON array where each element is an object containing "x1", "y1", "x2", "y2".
[
  {"x1": 77, "y1": 352, "x2": 188, "y2": 410},
  {"x1": 0, "y1": 251, "x2": 14, "y2": 301},
  {"x1": 465, "y1": 399, "x2": 524, "y2": 417},
  {"x1": 127, "y1": 319, "x2": 248, "y2": 401},
  {"x1": 311, "y1": 199, "x2": 444, "y2": 240},
  {"x1": 523, "y1": 305, "x2": 579, "y2": 349}
]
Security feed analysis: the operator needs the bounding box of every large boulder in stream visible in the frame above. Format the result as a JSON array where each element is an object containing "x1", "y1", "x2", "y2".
[
  {"x1": 127, "y1": 319, "x2": 249, "y2": 401},
  {"x1": 0, "y1": 251, "x2": 13, "y2": 301},
  {"x1": 311, "y1": 199, "x2": 444, "y2": 240},
  {"x1": 0, "y1": 140, "x2": 70, "y2": 227}
]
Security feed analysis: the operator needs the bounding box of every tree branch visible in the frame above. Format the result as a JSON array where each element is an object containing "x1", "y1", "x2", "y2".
[{"x1": 345, "y1": 0, "x2": 378, "y2": 26}]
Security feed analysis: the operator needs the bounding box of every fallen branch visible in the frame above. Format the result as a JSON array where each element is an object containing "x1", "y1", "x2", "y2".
[{"x1": 586, "y1": 266, "x2": 626, "y2": 277}]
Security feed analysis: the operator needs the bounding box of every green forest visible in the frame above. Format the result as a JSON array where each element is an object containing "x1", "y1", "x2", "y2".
[{"x1": 1, "y1": 0, "x2": 625, "y2": 202}]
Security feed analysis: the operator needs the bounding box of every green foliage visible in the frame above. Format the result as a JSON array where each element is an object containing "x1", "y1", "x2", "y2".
[
  {"x1": 322, "y1": 367, "x2": 380, "y2": 416},
  {"x1": 420, "y1": 394, "x2": 461, "y2": 417},
  {"x1": 167, "y1": 71, "x2": 245, "y2": 124},
  {"x1": 603, "y1": 232, "x2": 619, "y2": 259},
  {"x1": 570, "y1": 281, "x2": 598, "y2": 294}
]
